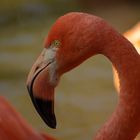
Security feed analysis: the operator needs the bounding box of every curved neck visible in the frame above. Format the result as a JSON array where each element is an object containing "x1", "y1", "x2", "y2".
[{"x1": 94, "y1": 28, "x2": 140, "y2": 140}]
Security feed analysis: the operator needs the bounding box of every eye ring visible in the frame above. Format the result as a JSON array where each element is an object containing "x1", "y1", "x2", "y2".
[{"x1": 53, "y1": 40, "x2": 61, "y2": 47}]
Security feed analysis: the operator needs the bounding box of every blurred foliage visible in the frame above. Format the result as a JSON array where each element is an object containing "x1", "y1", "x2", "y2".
[
  {"x1": 0, "y1": 0, "x2": 78, "y2": 26},
  {"x1": 0, "y1": 0, "x2": 139, "y2": 29}
]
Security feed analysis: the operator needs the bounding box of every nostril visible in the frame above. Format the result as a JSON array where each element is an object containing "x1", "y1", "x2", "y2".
[{"x1": 35, "y1": 66, "x2": 39, "y2": 72}]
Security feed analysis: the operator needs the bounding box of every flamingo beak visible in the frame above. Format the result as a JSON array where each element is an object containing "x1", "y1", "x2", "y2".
[{"x1": 26, "y1": 48, "x2": 59, "y2": 129}]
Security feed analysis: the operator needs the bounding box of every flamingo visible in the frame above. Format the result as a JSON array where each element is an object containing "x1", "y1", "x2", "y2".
[
  {"x1": 0, "y1": 96, "x2": 55, "y2": 140},
  {"x1": 26, "y1": 12, "x2": 140, "y2": 140},
  {"x1": 113, "y1": 22, "x2": 140, "y2": 92}
]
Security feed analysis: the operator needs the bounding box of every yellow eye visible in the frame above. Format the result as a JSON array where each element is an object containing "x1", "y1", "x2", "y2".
[{"x1": 53, "y1": 40, "x2": 61, "y2": 47}]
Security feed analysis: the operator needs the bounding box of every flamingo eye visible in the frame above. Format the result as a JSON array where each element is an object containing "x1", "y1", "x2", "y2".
[{"x1": 52, "y1": 40, "x2": 61, "y2": 47}]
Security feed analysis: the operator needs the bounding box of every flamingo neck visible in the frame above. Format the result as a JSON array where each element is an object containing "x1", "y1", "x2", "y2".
[{"x1": 94, "y1": 29, "x2": 140, "y2": 140}]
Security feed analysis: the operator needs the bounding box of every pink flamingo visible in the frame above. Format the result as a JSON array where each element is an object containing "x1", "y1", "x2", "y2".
[
  {"x1": 26, "y1": 12, "x2": 140, "y2": 140},
  {"x1": 0, "y1": 96, "x2": 55, "y2": 140},
  {"x1": 113, "y1": 22, "x2": 140, "y2": 92}
]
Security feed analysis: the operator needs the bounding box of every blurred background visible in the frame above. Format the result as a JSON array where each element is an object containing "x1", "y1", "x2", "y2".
[{"x1": 0, "y1": 0, "x2": 140, "y2": 140}]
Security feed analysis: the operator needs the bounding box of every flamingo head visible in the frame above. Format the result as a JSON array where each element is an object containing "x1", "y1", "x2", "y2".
[{"x1": 26, "y1": 12, "x2": 102, "y2": 129}]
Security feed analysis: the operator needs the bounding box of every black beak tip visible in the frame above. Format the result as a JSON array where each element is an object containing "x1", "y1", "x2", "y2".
[
  {"x1": 47, "y1": 120, "x2": 56, "y2": 129},
  {"x1": 27, "y1": 83, "x2": 56, "y2": 129},
  {"x1": 44, "y1": 111, "x2": 56, "y2": 129},
  {"x1": 33, "y1": 97, "x2": 57, "y2": 129},
  {"x1": 27, "y1": 81, "x2": 56, "y2": 129}
]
